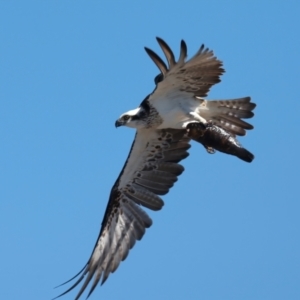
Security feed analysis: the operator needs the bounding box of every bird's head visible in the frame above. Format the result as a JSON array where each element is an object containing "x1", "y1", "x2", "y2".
[{"x1": 115, "y1": 107, "x2": 147, "y2": 129}]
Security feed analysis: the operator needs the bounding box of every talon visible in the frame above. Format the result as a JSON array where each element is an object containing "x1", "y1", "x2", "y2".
[
  {"x1": 205, "y1": 146, "x2": 215, "y2": 154},
  {"x1": 186, "y1": 122, "x2": 207, "y2": 138}
]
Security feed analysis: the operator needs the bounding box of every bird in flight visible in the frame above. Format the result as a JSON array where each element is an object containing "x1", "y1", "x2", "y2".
[{"x1": 55, "y1": 38, "x2": 256, "y2": 299}]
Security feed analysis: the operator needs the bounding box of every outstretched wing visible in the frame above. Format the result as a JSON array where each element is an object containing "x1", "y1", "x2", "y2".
[
  {"x1": 145, "y1": 37, "x2": 224, "y2": 99},
  {"x1": 55, "y1": 129, "x2": 190, "y2": 300},
  {"x1": 145, "y1": 38, "x2": 255, "y2": 136}
]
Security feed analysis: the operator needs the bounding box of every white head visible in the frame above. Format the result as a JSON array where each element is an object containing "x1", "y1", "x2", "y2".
[{"x1": 115, "y1": 107, "x2": 147, "y2": 129}]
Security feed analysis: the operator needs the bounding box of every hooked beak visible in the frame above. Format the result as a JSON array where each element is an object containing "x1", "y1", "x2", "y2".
[{"x1": 115, "y1": 119, "x2": 123, "y2": 128}]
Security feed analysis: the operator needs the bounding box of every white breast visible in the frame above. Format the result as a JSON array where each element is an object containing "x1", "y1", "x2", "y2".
[{"x1": 152, "y1": 91, "x2": 202, "y2": 129}]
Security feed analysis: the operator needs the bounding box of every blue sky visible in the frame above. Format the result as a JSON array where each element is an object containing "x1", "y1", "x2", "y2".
[{"x1": 1, "y1": 1, "x2": 300, "y2": 300}]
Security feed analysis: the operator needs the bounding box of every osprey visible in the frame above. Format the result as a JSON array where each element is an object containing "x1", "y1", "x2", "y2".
[{"x1": 56, "y1": 38, "x2": 255, "y2": 299}]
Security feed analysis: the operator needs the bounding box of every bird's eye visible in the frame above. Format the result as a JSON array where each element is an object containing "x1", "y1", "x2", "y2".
[{"x1": 123, "y1": 115, "x2": 130, "y2": 121}]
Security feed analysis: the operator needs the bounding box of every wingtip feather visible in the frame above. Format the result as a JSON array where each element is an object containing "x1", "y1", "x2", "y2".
[
  {"x1": 179, "y1": 39, "x2": 187, "y2": 62},
  {"x1": 144, "y1": 47, "x2": 168, "y2": 75},
  {"x1": 156, "y1": 37, "x2": 176, "y2": 68}
]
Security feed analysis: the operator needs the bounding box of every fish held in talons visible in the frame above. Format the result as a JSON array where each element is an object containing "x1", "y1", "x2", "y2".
[{"x1": 186, "y1": 122, "x2": 254, "y2": 163}]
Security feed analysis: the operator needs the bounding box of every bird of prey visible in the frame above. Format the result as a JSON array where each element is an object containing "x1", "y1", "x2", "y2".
[{"x1": 56, "y1": 38, "x2": 256, "y2": 299}]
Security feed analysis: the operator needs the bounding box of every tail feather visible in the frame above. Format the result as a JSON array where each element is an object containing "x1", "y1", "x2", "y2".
[{"x1": 200, "y1": 97, "x2": 256, "y2": 136}]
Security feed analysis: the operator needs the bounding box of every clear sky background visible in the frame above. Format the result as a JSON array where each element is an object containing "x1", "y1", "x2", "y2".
[{"x1": 1, "y1": 1, "x2": 300, "y2": 300}]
